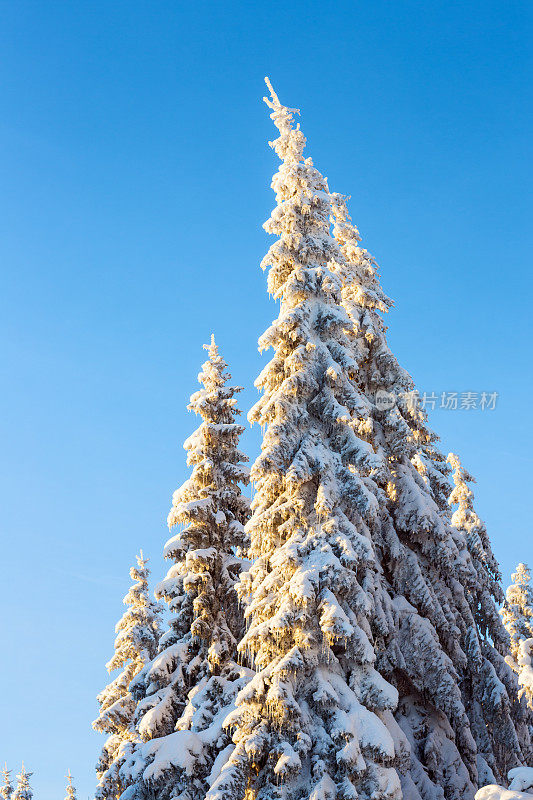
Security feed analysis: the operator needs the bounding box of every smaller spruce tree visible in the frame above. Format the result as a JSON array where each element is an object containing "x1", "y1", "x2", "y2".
[
  {"x1": 501, "y1": 564, "x2": 533, "y2": 670},
  {"x1": 502, "y1": 564, "x2": 533, "y2": 720},
  {"x1": 447, "y1": 453, "x2": 531, "y2": 782},
  {"x1": 12, "y1": 767, "x2": 32, "y2": 800},
  {"x1": 447, "y1": 453, "x2": 506, "y2": 644},
  {"x1": 1, "y1": 765, "x2": 13, "y2": 800},
  {"x1": 65, "y1": 772, "x2": 77, "y2": 800},
  {"x1": 93, "y1": 552, "x2": 162, "y2": 800},
  {"x1": 121, "y1": 336, "x2": 251, "y2": 800}
]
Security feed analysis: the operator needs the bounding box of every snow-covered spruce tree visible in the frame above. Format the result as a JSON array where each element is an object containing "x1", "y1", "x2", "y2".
[
  {"x1": 1, "y1": 766, "x2": 13, "y2": 800},
  {"x1": 330, "y1": 189, "x2": 477, "y2": 798},
  {"x1": 208, "y1": 79, "x2": 402, "y2": 800},
  {"x1": 329, "y1": 192, "x2": 531, "y2": 794},
  {"x1": 121, "y1": 336, "x2": 251, "y2": 800},
  {"x1": 502, "y1": 565, "x2": 533, "y2": 715},
  {"x1": 447, "y1": 454, "x2": 504, "y2": 640},
  {"x1": 93, "y1": 552, "x2": 162, "y2": 800},
  {"x1": 502, "y1": 565, "x2": 533, "y2": 670},
  {"x1": 65, "y1": 772, "x2": 77, "y2": 800},
  {"x1": 12, "y1": 767, "x2": 32, "y2": 800},
  {"x1": 447, "y1": 454, "x2": 532, "y2": 784}
]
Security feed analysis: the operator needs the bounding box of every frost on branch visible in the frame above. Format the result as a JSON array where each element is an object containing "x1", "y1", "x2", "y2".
[
  {"x1": 93, "y1": 552, "x2": 162, "y2": 800},
  {"x1": 122, "y1": 337, "x2": 251, "y2": 800},
  {"x1": 208, "y1": 78, "x2": 402, "y2": 800}
]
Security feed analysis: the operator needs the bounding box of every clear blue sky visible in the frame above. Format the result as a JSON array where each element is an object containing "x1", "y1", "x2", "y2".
[{"x1": 0, "y1": 1, "x2": 531, "y2": 798}]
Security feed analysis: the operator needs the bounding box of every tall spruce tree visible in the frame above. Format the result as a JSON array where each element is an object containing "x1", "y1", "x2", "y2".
[
  {"x1": 1, "y1": 766, "x2": 13, "y2": 800},
  {"x1": 93, "y1": 552, "x2": 162, "y2": 800},
  {"x1": 208, "y1": 78, "x2": 402, "y2": 800},
  {"x1": 328, "y1": 180, "x2": 531, "y2": 791},
  {"x1": 12, "y1": 767, "x2": 31, "y2": 800},
  {"x1": 121, "y1": 337, "x2": 251, "y2": 800}
]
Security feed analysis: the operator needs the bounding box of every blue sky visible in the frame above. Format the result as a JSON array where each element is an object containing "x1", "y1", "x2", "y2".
[{"x1": 0, "y1": 1, "x2": 531, "y2": 798}]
